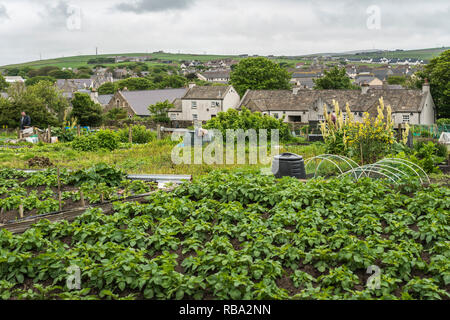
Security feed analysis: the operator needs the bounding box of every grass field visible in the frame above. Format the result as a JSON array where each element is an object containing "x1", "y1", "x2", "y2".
[{"x1": 0, "y1": 139, "x2": 326, "y2": 176}]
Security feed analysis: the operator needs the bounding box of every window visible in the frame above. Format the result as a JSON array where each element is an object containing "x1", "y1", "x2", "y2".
[
  {"x1": 211, "y1": 101, "x2": 220, "y2": 108},
  {"x1": 318, "y1": 115, "x2": 325, "y2": 120},
  {"x1": 170, "y1": 114, "x2": 177, "y2": 120},
  {"x1": 273, "y1": 113, "x2": 279, "y2": 119},
  {"x1": 192, "y1": 114, "x2": 198, "y2": 120},
  {"x1": 402, "y1": 114, "x2": 410, "y2": 123},
  {"x1": 343, "y1": 114, "x2": 347, "y2": 121},
  {"x1": 288, "y1": 115, "x2": 302, "y2": 123},
  {"x1": 191, "y1": 101, "x2": 197, "y2": 109}
]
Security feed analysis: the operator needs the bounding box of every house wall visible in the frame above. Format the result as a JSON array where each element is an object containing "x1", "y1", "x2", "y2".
[
  {"x1": 222, "y1": 87, "x2": 240, "y2": 112},
  {"x1": 180, "y1": 99, "x2": 222, "y2": 121},
  {"x1": 419, "y1": 92, "x2": 436, "y2": 125},
  {"x1": 391, "y1": 112, "x2": 420, "y2": 125},
  {"x1": 178, "y1": 87, "x2": 240, "y2": 121},
  {"x1": 104, "y1": 92, "x2": 135, "y2": 117}
]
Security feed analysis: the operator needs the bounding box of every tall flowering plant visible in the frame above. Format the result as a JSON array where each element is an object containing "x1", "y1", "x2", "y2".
[{"x1": 320, "y1": 98, "x2": 396, "y2": 164}]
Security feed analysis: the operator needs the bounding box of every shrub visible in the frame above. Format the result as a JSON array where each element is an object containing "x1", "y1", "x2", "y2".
[
  {"x1": 71, "y1": 130, "x2": 119, "y2": 151},
  {"x1": 436, "y1": 118, "x2": 450, "y2": 126},
  {"x1": 118, "y1": 125, "x2": 156, "y2": 144},
  {"x1": 96, "y1": 130, "x2": 119, "y2": 151},
  {"x1": 204, "y1": 107, "x2": 291, "y2": 142},
  {"x1": 71, "y1": 135, "x2": 99, "y2": 152}
]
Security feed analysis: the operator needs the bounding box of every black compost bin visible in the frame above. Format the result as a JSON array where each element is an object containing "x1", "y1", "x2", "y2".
[{"x1": 272, "y1": 153, "x2": 306, "y2": 179}]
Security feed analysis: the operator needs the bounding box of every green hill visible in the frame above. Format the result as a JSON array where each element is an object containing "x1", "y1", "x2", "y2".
[{"x1": 335, "y1": 47, "x2": 449, "y2": 61}]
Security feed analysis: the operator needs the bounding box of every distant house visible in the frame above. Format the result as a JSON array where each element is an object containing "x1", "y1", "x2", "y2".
[
  {"x1": 238, "y1": 82, "x2": 436, "y2": 125},
  {"x1": 105, "y1": 88, "x2": 188, "y2": 117},
  {"x1": 291, "y1": 71, "x2": 322, "y2": 89},
  {"x1": 113, "y1": 68, "x2": 129, "y2": 79},
  {"x1": 56, "y1": 79, "x2": 94, "y2": 99},
  {"x1": 168, "y1": 85, "x2": 240, "y2": 122},
  {"x1": 4, "y1": 76, "x2": 25, "y2": 83},
  {"x1": 354, "y1": 75, "x2": 383, "y2": 87},
  {"x1": 197, "y1": 70, "x2": 231, "y2": 84}
]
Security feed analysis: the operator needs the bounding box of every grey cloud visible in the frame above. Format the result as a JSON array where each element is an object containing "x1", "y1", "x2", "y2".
[{"x1": 115, "y1": 0, "x2": 196, "y2": 13}]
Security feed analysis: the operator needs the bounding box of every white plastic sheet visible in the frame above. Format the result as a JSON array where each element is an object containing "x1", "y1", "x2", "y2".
[{"x1": 439, "y1": 132, "x2": 450, "y2": 144}]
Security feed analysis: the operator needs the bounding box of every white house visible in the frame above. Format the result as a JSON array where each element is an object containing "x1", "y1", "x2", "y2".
[
  {"x1": 168, "y1": 85, "x2": 240, "y2": 122},
  {"x1": 4, "y1": 76, "x2": 25, "y2": 83}
]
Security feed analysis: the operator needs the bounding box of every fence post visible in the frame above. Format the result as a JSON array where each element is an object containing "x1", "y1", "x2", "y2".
[
  {"x1": 57, "y1": 167, "x2": 62, "y2": 211},
  {"x1": 128, "y1": 125, "x2": 133, "y2": 143},
  {"x1": 47, "y1": 125, "x2": 51, "y2": 143},
  {"x1": 157, "y1": 124, "x2": 161, "y2": 140},
  {"x1": 77, "y1": 125, "x2": 81, "y2": 137}
]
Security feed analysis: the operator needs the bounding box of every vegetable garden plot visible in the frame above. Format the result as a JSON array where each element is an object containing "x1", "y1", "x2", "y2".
[
  {"x1": 0, "y1": 170, "x2": 449, "y2": 300},
  {"x1": 0, "y1": 166, "x2": 157, "y2": 224}
]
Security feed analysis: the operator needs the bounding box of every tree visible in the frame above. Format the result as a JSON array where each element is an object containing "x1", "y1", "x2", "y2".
[
  {"x1": 70, "y1": 92, "x2": 103, "y2": 127},
  {"x1": 0, "y1": 74, "x2": 8, "y2": 92},
  {"x1": 230, "y1": 57, "x2": 292, "y2": 96},
  {"x1": 105, "y1": 107, "x2": 127, "y2": 121},
  {"x1": 98, "y1": 82, "x2": 117, "y2": 95},
  {"x1": 417, "y1": 50, "x2": 450, "y2": 119},
  {"x1": 148, "y1": 100, "x2": 173, "y2": 123},
  {"x1": 116, "y1": 77, "x2": 155, "y2": 91},
  {"x1": 25, "y1": 76, "x2": 56, "y2": 86},
  {"x1": 313, "y1": 67, "x2": 358, "y2": 90},
  {"x1": 48, "y1": 69, "x2": 75, "y2": 79},
  {"x1": 0, "y1": 81, "x2": 67, "y2": 128},
  {"x1": 387, "y1": 75, "x2": 406, "y2": 85}
]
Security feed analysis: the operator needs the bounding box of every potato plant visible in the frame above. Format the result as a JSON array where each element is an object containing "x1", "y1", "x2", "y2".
[{"x1": 0, "y1": 170, "x2": 448, "y2": 300}]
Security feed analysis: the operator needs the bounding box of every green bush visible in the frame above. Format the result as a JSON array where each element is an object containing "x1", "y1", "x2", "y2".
[
  {"x1": 71, "y1": 135, "x2": 99, "y2": 152},
  {"x1": 71, "y1": 130, "x2": 119, "y2": 151},
  {"x1": 96, "y1": 130, "x2": 119, "y2": 151},
  {"x1": 118, "y1": 125, "x2": 156, "y2": 144},
  {"x1": 436, "y1": 118, "x2": 450, "y2": 126},
  {"x1": 204, "y1": 107, "x2": 291, "y2": 142}
]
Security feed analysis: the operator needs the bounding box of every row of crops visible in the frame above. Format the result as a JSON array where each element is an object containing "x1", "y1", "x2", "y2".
[
  {"x1": 0, "y1": 170, "x2": 449, "y2": 300},
  {"x1": 0, "y1": 164, "x2": 157, "y2": 224}
]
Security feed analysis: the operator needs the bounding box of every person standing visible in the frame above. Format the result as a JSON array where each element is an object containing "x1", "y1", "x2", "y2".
[{"x1": 20, "y1": 111, "x2": 31, "y2": 130}]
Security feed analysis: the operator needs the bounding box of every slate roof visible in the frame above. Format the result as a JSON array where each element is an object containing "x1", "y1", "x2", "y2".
[
  {"x1": 240, "y1": 89, "x2": 428, "y2": 115},
  {"x1": 169, "y1": 98, "x2": 183, "y2": 112},
  {"x1": 120, "y1": 88, "x2": 188, "y2": 116},
  {"x1": 56, "y1": 79, "x2": 93, "y2": 90},
  {"x1": 98, "y1": 94, "x2": 113, "y2": 106},
  {"x1": 201, "y1": 70, "x2": 231, "y2": 79},
  {"x1": 292, "y1": 71, "x2": 321, "y2": 79},
  {"x1": 182, "y1": 86, "x2": 231, "y2": 100}
]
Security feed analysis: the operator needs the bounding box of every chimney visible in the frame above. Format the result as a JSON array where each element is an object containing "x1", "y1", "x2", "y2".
[
  {"x1": 361, "y1": 83, "x2": 370, "y2": 94},
  {"x1": 382, "y1": 80, "x2": 388, "y2": 90},
  {"x1": 188, "y1": 83, "x2": 196, "y2": 89},
  {"x1": 422, "y1": 78, "x2": 430, "y2": 94},
  {"x1": 292, "y1": 87, "x2": 301, "y2": 95}
]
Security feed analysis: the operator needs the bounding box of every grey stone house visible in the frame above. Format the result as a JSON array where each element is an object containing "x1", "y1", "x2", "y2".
[
  {"x1": 239, "y1": 82, "x2": 436, "y2": 125},
  {"x1": 104, "y1": 88, "x2": 188, "y2": 117}
]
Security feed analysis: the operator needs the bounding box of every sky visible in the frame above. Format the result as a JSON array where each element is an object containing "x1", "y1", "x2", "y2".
[{"x1": 0, "y1": 0, "x2": 449, "y2": 66}]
